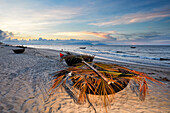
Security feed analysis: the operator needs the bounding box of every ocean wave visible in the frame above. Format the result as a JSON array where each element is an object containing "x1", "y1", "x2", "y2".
[
  {"x1": 78, "y1": 49, "x2": 170, "y2": 61},
  {"x1": 26, "y1": 45, "x2": 170, "y2": 67}
]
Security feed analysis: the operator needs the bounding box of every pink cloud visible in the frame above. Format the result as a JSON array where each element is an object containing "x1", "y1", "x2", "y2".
[
  {"x1": 82, "y1": 31, "x2": 116, "y2": 39},
  {"x1": 54, "y1": 31, "x2": 117, "y2": 39}
]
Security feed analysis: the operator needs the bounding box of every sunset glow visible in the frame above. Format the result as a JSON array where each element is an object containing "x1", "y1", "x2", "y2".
[{"x1": 0, "y1": 0, "x2": 170, "y2": 45}]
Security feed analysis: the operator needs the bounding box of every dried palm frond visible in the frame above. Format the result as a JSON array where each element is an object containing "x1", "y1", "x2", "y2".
[{"x1": 49, "y1": 60, "x2": 163, "y2": 112}]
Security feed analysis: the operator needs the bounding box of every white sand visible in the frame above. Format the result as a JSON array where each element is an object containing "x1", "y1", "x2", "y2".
[{"x1": 0, "y1": 45, "x2": 169, "y2": 113}]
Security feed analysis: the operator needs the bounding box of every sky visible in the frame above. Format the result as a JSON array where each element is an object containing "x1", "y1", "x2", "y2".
[{"x1": 0, "y1": 0, "x2": 170, "y2": 45}]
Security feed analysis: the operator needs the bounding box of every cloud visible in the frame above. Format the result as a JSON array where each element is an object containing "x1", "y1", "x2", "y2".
[
  {"x1": 54, "y1": 31, "x2": 169, "y2": 42},
  {"x1": 3, "y1": 37, "x2": 106, "y2": 45},
  {"x1": 152, "y1": 40, "x2": 170, "y2": 44},
  {"x1": 83, "y1": 31, "x2": 117, "y2": 40},
  {"x1": 100, "y1": 31, "x2": 170, "y2": 45},
  {"x1": 0, "y1": 3, "x2": 84, "y2": 32},
  {"x1": 89, "y1": 8, "x2": 170, "y2": 26},
  {"x1": 115, "y1": 31, "x2": 170, "y2": 44},
  {"x1": 54, "y1": 31, "x2": 117, "y2": 40},
  {"x1": 0, "y1": 29, "x2": 13, "y2": 40}
]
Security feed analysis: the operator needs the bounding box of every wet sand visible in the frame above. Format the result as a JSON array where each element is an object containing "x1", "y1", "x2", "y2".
[{"x1": 0, "y1": 45, "x2": 169, "y2": 113}]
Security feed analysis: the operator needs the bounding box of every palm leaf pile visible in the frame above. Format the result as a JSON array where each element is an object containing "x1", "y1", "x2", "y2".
[{"x1": 50, "y1": 55, "x2": 162, "y2": 112}]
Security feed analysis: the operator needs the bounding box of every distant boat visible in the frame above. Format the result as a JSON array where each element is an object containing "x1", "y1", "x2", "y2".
[
  {"x1": 13, "y1": 48, "x2": 25, "y2": 54},
  {"x1": 160, "y1": 58, "x2": 170, "y2": 61},
  {"x1": 130, "y1": 46, "x2": 136, "y2": 48},
  {"x1": 80, "y1": 47, "x2": 86, "y2": 49}
]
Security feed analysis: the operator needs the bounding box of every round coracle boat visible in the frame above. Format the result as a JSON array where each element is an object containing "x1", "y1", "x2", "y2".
[
  {"x1": 13, "y1": 48, "x2": 25, "y2": 54},
  {"x1": 64, "y1": 55, "x2": 94, "y2": 66}
]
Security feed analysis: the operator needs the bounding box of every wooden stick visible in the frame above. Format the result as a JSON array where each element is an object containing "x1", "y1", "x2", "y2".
[{"x1": 82, "y1": 61, "x2": 110, "y2": 83}]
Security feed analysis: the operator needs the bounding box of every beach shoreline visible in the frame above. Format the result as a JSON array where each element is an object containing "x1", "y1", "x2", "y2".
[{"x1": 0, "y1": 44, "x2": 169, "y2": 113}]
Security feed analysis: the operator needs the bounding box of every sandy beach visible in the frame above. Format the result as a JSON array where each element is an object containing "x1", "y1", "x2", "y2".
[{"x1": 0, "y1": 45, "x2": 169, "y2": 113}]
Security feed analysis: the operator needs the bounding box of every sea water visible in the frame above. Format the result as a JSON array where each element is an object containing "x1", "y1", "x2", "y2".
[{"x1": 26, "y1": 45, "x2": 170, "y2": 68}]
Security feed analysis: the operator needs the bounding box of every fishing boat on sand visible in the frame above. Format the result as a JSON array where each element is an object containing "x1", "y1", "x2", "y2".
[
  {"x1": 13, "y1": 48, "x2": 25, "y2": 54},
  {"x1": 60, "y1": 53, "x2": 94, "y2": 66}
]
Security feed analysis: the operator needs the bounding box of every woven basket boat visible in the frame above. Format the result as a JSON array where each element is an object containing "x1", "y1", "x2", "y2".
[
  {"x1": 13, "y1": 48, "x2": 25, "y2": 54},
  {"x1": 64, "y1": 55, "x2": 94, "y2": 66}
]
